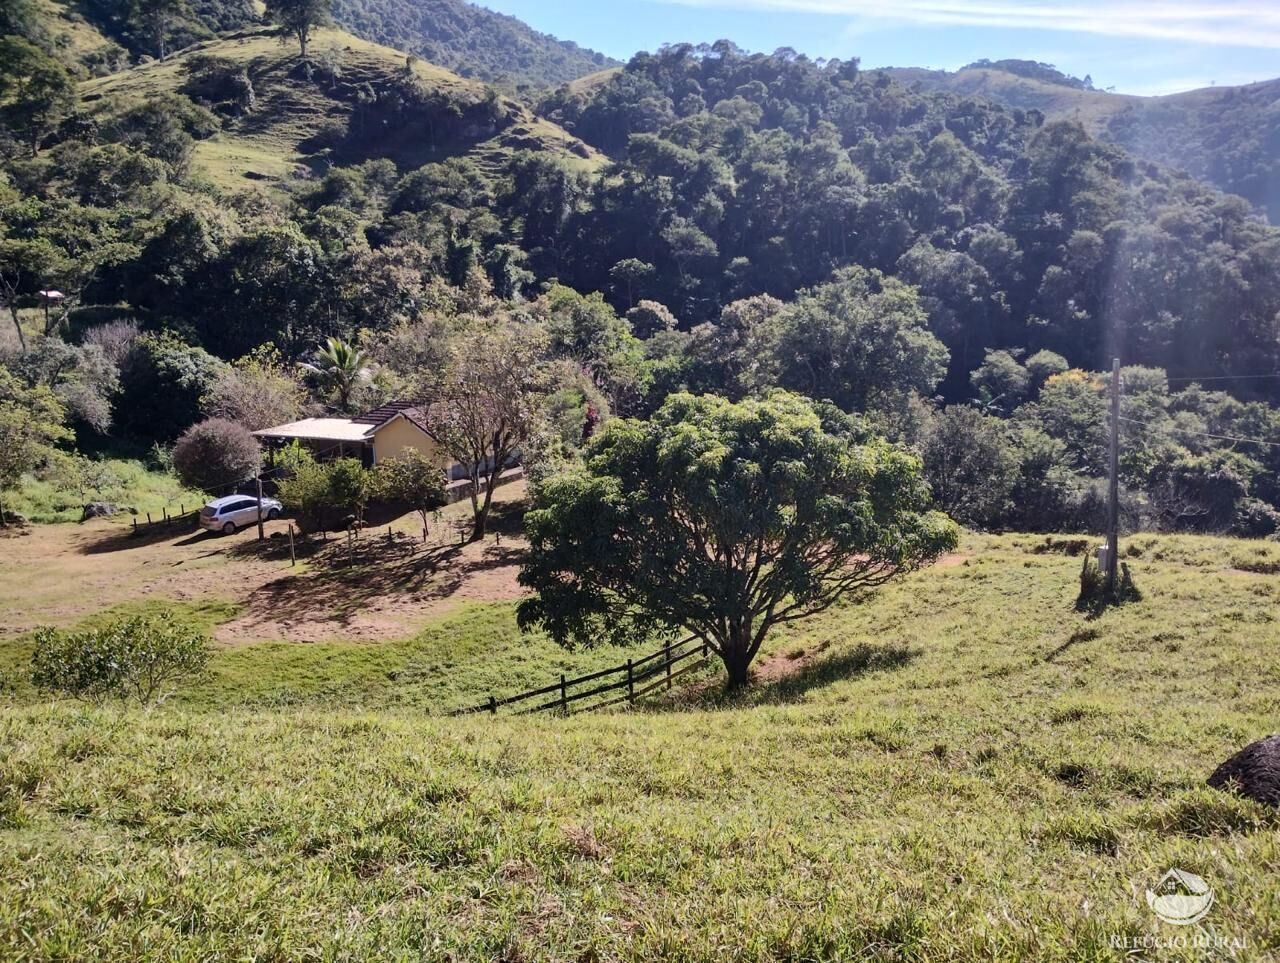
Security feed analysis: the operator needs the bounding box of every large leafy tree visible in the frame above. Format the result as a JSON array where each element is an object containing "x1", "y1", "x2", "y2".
[
  {"x1": 748, "y1": 267, "x2": 949, "y2": 416},
  {"x1": 518, "y1": 391, "x2": 958, "y2": 690},
  {"x1": 0, "y1": 37, "x2": 75, "y2": 155}
]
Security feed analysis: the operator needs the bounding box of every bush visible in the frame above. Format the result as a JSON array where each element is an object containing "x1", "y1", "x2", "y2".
[
  {"x1": 277, "y1": 456, "x2": 370, "y2": 535},
  {"x1": 372, "y1": 451, "x2": 446, "y2": 540},
  {"x1": 30, "y1": 614, "x2": 212, "y2": 704},
  {"x1": 172, "y1": 418, "x2": 261, "y2": 493}
]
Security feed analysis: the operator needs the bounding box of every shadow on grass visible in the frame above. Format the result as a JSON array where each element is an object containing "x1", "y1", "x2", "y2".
[
  {"x1": 77, "y1": 521, "x2": 203, "y2": 554},
  {"x1": 220, "y1": 529, "x2": 526, "y2": 634},
  {"x1": 656, "y1": 642, "x2": 920, "y2": 712},
  {"x1": 1076, "y1": 562, "x2": 1143, "y2": 621}
]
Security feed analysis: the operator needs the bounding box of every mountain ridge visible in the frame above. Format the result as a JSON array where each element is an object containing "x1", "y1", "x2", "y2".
[{"x1": 882, "y1": 63, "x2": 1280, "y2": 222}]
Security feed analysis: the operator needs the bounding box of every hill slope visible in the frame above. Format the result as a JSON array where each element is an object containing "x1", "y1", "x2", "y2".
[
  {"x1": 884, "y1": 64, "x2": 1280, "y2": 222},
  {"x1": 328, "y1": 0, "x2": 618, "y2": 89},
  {"x1": 79, "y1": 27, "x2": 605, "y2": 192},
  {"x1": 2, "y1": 531, "x2": 1279, "y2": 957},
  {"x1": 29, "y1": 0, "x2": 613, "y2": 90}
]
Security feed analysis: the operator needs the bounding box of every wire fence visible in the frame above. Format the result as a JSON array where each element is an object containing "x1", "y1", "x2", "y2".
[{"x1": 452, "y1": 635, "x2": 712, "y2": 717}]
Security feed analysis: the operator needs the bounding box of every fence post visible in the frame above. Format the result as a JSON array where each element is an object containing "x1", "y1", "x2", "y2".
[
  {"x1": 146, "y1": 512, "x2": 152, "y2": 525},
  {"x1": 627, "y1": 659, "x2": 634, "y2": 704},
  {"x1": 665, "y1": 640, "x2": 673, "y2": 689},
  {"x1": 288, "y1": 524, "x2": 296, "y2": 566},
  {"x1": 162, "y1": 507, "x2": 168, "y2": 522},
  {"x1": 488, "y1": 695, "x2": 497, "y2": 715},
  {"x1": 560, "y1": 674, "x2": 567, "y2": 715},
  {"x1": 132, "y1": 518, "x2": 138, "y2": 535}
]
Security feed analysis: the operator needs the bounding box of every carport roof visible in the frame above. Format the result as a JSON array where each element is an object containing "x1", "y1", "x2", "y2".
[{"x1": 253, "y1": 418, "x2": 375, "y2": 443}]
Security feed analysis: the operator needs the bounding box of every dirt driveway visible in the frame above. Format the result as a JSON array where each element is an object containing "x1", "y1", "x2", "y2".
[{"x1": 0, "y1": 486, "x2": 528, "y2": 646}]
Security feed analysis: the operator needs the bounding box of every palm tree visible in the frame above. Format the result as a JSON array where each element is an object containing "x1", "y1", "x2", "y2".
[{"x1": 302, "y1": 337, "x2": 369, "y2": 413}]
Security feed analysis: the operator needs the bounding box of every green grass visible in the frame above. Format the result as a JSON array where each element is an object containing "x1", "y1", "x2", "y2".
[
  {"x1": 79, "y1": 27, "x2": 605, "y2": 192},
  {"x1": 9, "y1": 458, "x2": 206, "y2": 524},
  {"x1": 2, "y1": 532, "x2": 1279, "y2": 959},
  {"x1": 0, "y1": 599, "x2": 697, "y2": 713}
]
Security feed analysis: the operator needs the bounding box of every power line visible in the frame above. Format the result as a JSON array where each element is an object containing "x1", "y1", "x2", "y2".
[
  {"x1": 1164, "y1": 373, "x2": 1280, "y2": 384},
  {"x1": 1117, "y1": 415, "x2": 1280, "y2": 449}
]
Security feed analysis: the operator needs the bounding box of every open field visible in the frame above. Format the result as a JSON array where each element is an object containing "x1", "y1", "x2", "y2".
[{"x1": 2, "y1": 513, "x2": 1279, "y2": 959}]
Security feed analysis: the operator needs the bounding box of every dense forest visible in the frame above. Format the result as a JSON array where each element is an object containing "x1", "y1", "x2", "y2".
[
  {"x1": 889, "y1": 62, "x2": 1280, "y2": 223},
  {"x1": 326, "y1": 0, "x2": 616, "y2": 89},
  {"x1": 2, "y1": 7, "x2": 1279, "y2": 539}
]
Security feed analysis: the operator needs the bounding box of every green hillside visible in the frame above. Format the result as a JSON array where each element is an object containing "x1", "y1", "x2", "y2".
[
  {"x1": 2, "y1": 532, "x2": 1279, "y2": 958},
  {"x1": 32, "y1": 0, "x2": 614, "y2": 90},
  {"x1": 78, "y1": 27, "x2": 605, "y2": 191},
  {"x1": 884, "y1": 64, "x2": 1280, "y2": 222},
  {"x1": 328, "y1": 0, "x2": 618, "y2": 89}
]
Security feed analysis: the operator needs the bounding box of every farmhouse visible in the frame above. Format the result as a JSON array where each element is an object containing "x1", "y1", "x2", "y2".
[{"x1": 254, "y1": 401, "x2": 454, "y2": 473}]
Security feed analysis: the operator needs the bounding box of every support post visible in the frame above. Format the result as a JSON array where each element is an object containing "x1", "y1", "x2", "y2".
[
  {"x1": 560, "y1": 674, "x2": 567, "y2": 715},
  {"x1": 255, "y1": 473, "x2": 265, "y2": 542},
  {"x1": 627, "y1": 659, "x2": 634, "y2": 704},
  {"x1": 1105, "y1": 357, "x2": 1121, "y2": 596},
  {"x1": 665, "y1": 640, "x2": 673, "y2": 689},
  {"x1": 488, "y1": 695, "x2": 497, "y2": 715}
]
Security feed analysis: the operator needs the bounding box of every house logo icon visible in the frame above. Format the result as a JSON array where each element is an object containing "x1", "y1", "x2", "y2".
[{"x1": 1146, "y1": 868, "x2": 1214, "y2": 926}]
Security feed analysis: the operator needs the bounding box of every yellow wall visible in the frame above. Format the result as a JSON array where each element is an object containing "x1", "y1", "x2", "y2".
[{"x1": 371, "y1": 417, "x2": 446, "y2": 466}]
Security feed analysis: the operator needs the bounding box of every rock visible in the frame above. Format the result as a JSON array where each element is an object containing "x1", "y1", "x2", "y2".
[
  {"x1": 1207, "y1": 735, "x2": 1280, "y2": 806},
  {"x1": 1, "y1": 512, "x2": 29, "y2": 528},
  {"x1": 81, "y1": 502, "x2": 118, "y2": 521}
]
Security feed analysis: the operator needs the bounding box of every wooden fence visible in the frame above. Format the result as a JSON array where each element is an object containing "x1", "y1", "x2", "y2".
[
  {"x1": 452, "y1": 636, "x2": 712, "y2": 717},
  {"x1": 131, "y1": 506, "x2": 199, "y2": 535}
]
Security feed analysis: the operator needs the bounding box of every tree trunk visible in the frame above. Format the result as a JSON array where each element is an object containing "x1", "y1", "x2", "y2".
[
  {"x1": 470, "y1": 469, "x2": 499, "y2": 542},
  {"x1": 721, "y1": 623, "x2": 753, "y2": 692},
  {"x1": 8, "y1": 305, "x2": 26, "y2": 352}
]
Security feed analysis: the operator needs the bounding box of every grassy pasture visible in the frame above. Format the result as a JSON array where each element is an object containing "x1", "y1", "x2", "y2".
[
  {"x1": 78, "y1": 27, "x2": 605, "y2": 193},
  {"x1": 1, "y1": 531, "x2": 1278, "y2": 960}
]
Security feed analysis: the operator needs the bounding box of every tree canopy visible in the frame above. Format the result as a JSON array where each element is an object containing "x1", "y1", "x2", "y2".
[{"x1": 518, "y1": 391, "x2": 958, "y2": 689}]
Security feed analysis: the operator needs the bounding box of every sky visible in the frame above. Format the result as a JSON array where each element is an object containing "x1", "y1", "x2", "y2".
[{"x1": 477, "y1": 0, "x2": 1280, "y2": 96}]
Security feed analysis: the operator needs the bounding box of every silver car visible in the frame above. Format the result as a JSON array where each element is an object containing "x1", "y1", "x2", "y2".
[{"x1": 199, "y1": 495, "x2": 282, "y2": 535}]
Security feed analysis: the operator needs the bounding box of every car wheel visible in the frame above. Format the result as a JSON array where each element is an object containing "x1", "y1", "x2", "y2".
[
  {"x1": 222, "y1": 521, "x2": 236, "y2": 535},
  {"x1": 267, "y1": 508, "x2": 280, "y2": 520}
]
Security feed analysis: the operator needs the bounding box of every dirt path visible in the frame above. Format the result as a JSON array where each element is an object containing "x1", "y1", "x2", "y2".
[
  {"x1": 0, "y1": 485, "x2": 530, "y2": 646},
  {"x1": 2, "y1": 510, "x2": 967, "y2": 650}
]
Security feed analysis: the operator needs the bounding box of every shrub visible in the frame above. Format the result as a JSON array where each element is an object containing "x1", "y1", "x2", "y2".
[
  {"x1": 30, "y1": 614, "x2": 212, "y2": 704},
  {"x1": 277, "y1": 455, "x2": 370, "y2": 535},
  {"x1": 172, "y1": 417, "x2": 261, "y2": 493},
  {"x1": 372, "y1": 451, "x2": 446, "y2": 540}
]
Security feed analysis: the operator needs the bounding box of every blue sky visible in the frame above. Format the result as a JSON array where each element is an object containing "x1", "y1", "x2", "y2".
[{"x1": 479, "y1": 0, "x2": 1280, "y2": 96}]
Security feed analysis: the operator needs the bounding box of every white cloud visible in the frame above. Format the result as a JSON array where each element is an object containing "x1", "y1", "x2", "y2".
[{"x1": 655, "y1": 0, "x2": 1280, "y2": 49}]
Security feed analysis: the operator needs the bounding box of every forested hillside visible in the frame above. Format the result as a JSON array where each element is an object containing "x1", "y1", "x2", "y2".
[
  {"x1": 328, "y1": 0, "x2": 617, "y2": 89},
  {"x1": 886, "y1": 63, "x2": 1280, "y2": 223},
  {"x1": 2, "y1": 28, "x2": 1280, "y2": 538},
  {"x1": 7, "y1": 0, "x2": 614, "y2": 90}
]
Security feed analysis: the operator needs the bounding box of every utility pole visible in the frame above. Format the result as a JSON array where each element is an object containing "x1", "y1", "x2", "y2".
[
  {"x1": 1105, "y1": 357, "x2": 1121, "y2": 596},
  {"x1": 255, "y1": 472, "x2": 266, "y2": 542}
]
